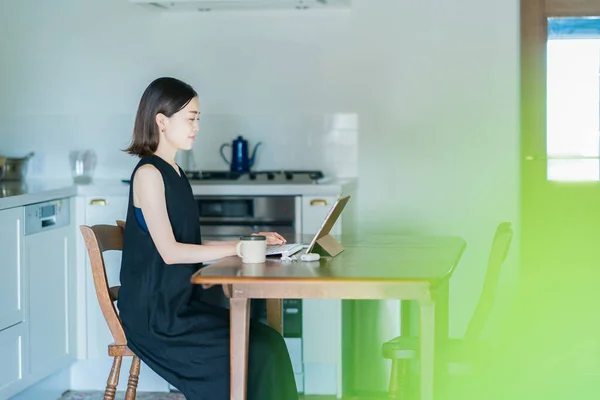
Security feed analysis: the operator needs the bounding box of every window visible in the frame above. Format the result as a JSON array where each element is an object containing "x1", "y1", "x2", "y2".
[{"x1": 547, "y1": 18, "x2": 600, "y2": 181}]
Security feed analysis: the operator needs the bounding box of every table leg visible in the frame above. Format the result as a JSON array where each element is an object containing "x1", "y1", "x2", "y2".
[
  {"x1": 230, "y1": 297, "x2": 250, "y2": 400},
  {"x1": 419, "y1": 299, "x2": 435, "y2": 400},
  {"x1": 433, "y1": 282, "x2": 450, "y2": 398},
  {"x1": 401, "y1": 299, "x2": 412, "y2": 337}
]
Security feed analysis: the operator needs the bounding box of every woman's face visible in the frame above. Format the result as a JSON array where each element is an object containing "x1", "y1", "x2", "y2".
[{"x1": 160, "y1": 97, "x2": 200, "y2": 151}]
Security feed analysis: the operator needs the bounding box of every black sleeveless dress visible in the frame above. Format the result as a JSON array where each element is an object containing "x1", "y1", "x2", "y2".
[{"x1": 117, "y1": 155, "x2": 298, "y2": 400}]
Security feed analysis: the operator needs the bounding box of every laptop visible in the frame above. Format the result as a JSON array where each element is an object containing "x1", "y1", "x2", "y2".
[{"x1": 266, "y1": 195, "x2": 351, "y2": 257}]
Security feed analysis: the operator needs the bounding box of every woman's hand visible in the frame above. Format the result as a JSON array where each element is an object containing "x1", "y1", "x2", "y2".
[{"x1": 252, "y1": 232, "x2": 287, "y2": 245}]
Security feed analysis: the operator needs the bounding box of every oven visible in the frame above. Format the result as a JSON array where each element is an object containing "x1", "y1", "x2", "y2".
[
  {"x1": 194, "y1": 194, "x2": 305, "y2": 392},
  {"x1": 195, "y1": 195, "x2": 302, "y2": 240}
]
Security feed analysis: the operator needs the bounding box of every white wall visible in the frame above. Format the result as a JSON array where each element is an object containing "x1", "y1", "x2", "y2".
[{"x1": 0, "y1": 0, "x2": 520, "y2": 337}]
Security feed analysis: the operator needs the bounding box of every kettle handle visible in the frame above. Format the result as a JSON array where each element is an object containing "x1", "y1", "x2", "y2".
[{"x1": 220, "y1": 143, "x2": 231, "y2": 166}]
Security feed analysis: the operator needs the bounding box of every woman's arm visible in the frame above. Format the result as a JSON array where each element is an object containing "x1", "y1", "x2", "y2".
[
  {"x1": 202, "y1": 240, "x2": 237, "y2": 246},
  {"x1": 203, "y1": 233, "x2": 286, "y2": 246},
  {"x1": 134, "y1": 165, "x2": 237, "y2": 264}
]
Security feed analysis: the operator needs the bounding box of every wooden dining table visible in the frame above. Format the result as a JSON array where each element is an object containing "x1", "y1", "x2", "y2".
[{"x1": 191, "y1": 234, "x2": 466, "y2": 400}]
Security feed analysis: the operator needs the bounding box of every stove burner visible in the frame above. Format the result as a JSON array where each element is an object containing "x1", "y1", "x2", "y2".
[
  {"x1": 186, "y1": 171, "x2": 241, "y2": 180},
  {"x1": 258, "y1": 170, "x2": 325, "y2": 181},
  {"x1": 185, "y1": 170, "x2": 324, "y2": 184}
]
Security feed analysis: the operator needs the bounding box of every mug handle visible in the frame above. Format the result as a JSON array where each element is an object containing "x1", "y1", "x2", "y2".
[{"x1": 236, "y1": 241, "x2": 244, "y2": 258}]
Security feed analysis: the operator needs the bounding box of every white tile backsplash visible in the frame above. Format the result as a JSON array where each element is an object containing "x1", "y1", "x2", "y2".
[
  {"x1": 188, "y1": 112, "x2": 359, "y2": 176},
  {"x1": 0, "y1": 112, "x2": 358, "y2": 180}
]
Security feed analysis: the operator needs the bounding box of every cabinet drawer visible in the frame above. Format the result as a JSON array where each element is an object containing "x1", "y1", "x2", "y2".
[
  {"x1": 85, "y1": 196, "x2": 128, "y2": 226},
  {"x1": 0, "y1": 323, "x2": 26, "y2": 393},
  {"x1": 301, "y1": 196, "x2": 341, "y2": 236},
  {"x1": 0, "y1": 207, "x2": 24, "y2": 331}
]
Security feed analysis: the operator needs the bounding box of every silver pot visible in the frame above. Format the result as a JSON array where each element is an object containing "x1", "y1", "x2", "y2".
[
  {"x1": 0, "y1": 152, "x2": 34, "y2": 181},
  {"x1": 0, "y1": 181, "x2": 28, "y2": 198}
]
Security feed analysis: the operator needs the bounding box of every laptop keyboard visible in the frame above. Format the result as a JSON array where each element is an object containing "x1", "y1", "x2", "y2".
[{"x1": 266, "y1": 243, "x2": 304, "y2": 256}]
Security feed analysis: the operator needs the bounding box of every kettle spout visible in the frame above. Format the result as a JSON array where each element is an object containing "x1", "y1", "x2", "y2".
[{"x1": 249, "y1": 142, "x2": 262, "y2": 168}]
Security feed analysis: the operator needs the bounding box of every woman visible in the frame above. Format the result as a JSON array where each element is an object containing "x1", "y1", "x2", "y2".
[{"x1": 117, "y1": 77, "x2": 299, "y2": 400}]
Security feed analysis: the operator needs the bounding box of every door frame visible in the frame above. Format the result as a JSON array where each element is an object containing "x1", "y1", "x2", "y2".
[{"x1": 520, "y1": 0, "x2": 600, "y2": 276}]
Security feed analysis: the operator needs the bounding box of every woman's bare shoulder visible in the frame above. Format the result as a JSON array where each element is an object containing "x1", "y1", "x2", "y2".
[
  {"x1": 132, "y1": 164, "x2": 164, "y2": 206},
  {"x1": 135, "y1": 163, "x2": 161, "y2": 180}
]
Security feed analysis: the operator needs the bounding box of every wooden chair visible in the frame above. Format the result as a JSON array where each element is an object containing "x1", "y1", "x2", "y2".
[
  {"x1": 80, "y1": 220, "x2": 141, "y2": 400},
  {"x1": 381, "y1": 222, "x2": 514, "y2": 399}
]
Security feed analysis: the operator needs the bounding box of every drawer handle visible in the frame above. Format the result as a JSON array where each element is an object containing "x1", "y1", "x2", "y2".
[
  {"x1": 90, "y1": 199, "x2": 108, "y2": 206},
  {"x1": 310, "y1": 199, "x2": 328, "y2": 206}
]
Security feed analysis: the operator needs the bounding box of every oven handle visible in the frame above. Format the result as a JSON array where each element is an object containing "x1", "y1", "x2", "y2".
[{"x1": 199, "y1": 220, "x2": 294, "y2": 227}]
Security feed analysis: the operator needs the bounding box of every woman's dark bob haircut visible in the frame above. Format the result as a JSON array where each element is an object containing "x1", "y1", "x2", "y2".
[{"x1": 124, "y1": 77, "x2": 197, "y2": 157}]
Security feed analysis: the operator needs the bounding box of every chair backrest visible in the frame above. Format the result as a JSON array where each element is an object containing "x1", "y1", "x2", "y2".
[
  {"x1": 79, "y1": 221, "x2": 126, "y2": 346},
  {"x1": 464, "y1": 222, "x2": 514, "y2": 342}
]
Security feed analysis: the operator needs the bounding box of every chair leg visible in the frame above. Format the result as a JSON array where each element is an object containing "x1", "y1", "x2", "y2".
[
  {"x1": 389, "y1": 359, "x2": 408, "y2": 400},
  {"x1": 105, "y1": 356, "x2": 122, "y2": 400},
  {"x1": 125, "y1": 356, "x2": 141, "y2": 400}
]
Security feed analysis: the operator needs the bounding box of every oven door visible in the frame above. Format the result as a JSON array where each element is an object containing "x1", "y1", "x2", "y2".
[{"x1": 195, "y1": 195, "x2": 298, "y2": 241}]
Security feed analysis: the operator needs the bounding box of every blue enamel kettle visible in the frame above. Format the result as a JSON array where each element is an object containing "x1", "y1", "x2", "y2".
[{"x1": 220, "y1": 136, "x2": 262, "y2": 173}]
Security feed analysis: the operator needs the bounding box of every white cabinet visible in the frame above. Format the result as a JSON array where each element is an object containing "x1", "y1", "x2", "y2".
[
  {"x1": 0, "y1": 323, "x2": 27, "y2": 396},
  {"x1": 301, "y1": 196, "x2": 341, "y2": 236},
  {"x1": 22, "y1": 197, "x2": 76, "y2": 386},
  {"x1": 26, "y1": 224, "x2": 76, "y2": 377},
  {"x1": 0, "y1": 206, "x2": 29, "y2": 400},
  {"x1": 0, "y1": 207, "x2": 24, "y2": 331},
  {"x1": 0, "y1": 207, "x2": 26, "y2": 400},
  {"x1": 0, "y1": 199, "x2": 75, "y2": 399},
  {"x1": 302, "y1": 299, "x2": 341, "y2": 395}
]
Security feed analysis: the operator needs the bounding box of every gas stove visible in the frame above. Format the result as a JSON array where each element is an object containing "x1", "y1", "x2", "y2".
[{"x1": 185, "y1": 170, "x2": 324, "y2": 184}]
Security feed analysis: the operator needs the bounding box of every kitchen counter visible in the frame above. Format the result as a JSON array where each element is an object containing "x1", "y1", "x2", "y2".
[
  {"x1": 0, "y1": 181, "x2": 78, "y2": 210},
  {"x1": 0, "y1": 177, "x2": 357, "y2": 210},
  {"x1": 190, "y1": 177, "x2": 356, "y2": 196}
]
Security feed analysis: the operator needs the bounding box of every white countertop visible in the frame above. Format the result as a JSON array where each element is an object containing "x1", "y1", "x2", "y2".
[
  {"x1": 0, "y1": 177, "x2": 357, "y2": 211},
  {"x1": 0, "y1": 181, "x2": 78, "y2": 210}
]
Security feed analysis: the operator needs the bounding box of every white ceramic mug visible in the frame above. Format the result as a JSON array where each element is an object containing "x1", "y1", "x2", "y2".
[{"x1": 236, "y1": 235, "x2": 267, "y2": 263}]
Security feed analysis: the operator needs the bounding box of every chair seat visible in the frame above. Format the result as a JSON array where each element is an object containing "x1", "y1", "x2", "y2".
[
  {"x1": 382, "y1": 336, "x2": 473, "y2": 361},
  {"x1": 109, "y1": 344, "x2": 136, "y2": 357},
  {"x1": 382, "y1": 336, "x2": 419, "y2": 359}
]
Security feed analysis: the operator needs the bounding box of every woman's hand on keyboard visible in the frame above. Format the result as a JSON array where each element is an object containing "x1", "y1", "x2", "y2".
[{"x1": 252, "y1": 232, "x2": 287, "y2": 245}]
